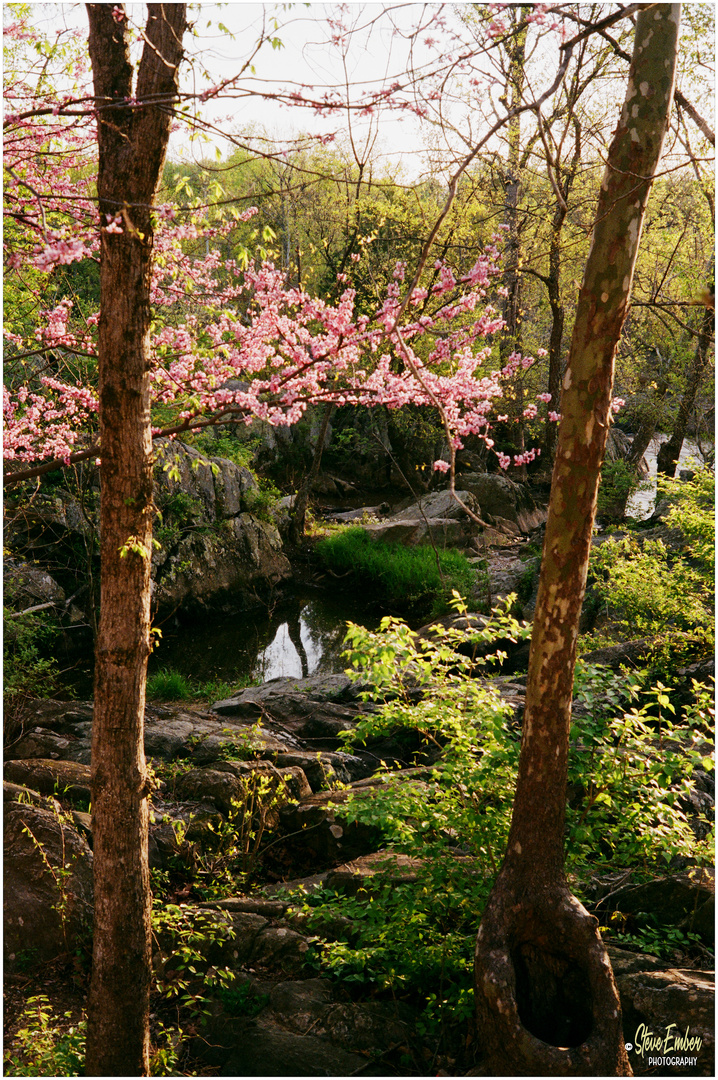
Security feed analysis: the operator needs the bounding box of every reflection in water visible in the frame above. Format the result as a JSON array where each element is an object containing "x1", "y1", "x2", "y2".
[{"x1": 149, "y1": 589, "x2": 379, "y2": 688}]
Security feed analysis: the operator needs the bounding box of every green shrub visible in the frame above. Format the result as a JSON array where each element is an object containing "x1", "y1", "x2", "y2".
[
  {"x1": 586, "y1": 465, "x2": 714, "y2": 647},
  {"x1": 4, "y1": 609, "x2": 60, "y2": 719},
  {"x1": 288, "y1": 601, "x2": 713, "y2": 1029},
  {"x1": 145, "y1": 668, "x2": 194, "y2": 701},
  {"x1": 4, "y1": 996, "x2": 85, "y2": 1077},
  {"x1": 315, "y1": 527, "x2": 478, "y2": 614},
  {"x1": 596, "y1": 459, "x2": 647, "y2": 521}
]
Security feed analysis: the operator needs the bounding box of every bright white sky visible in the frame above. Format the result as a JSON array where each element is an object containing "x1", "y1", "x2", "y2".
[
  {"x1": 171, "y1": 2, "x2": 467, "y2": 175},
  {"x1": 26, "y1": 2, "x2": 465, "y2": 176},
  {"x1": 13, "y1": 3, "x2": 714, "y2": 182}
]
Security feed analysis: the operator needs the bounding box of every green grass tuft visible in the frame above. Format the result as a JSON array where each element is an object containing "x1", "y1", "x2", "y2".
[
  {"x1": 145, "y1": 668, "x2": 255, "y2": 702},
  {"x1": 315, "y1": 527, "x2": 477, "y2": 614}
]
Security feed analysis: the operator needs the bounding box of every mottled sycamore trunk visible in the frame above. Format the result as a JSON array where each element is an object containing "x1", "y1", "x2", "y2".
[
  {"x1": 85, "y1": 5, "x2": 186, "y2": 1075},
  {"x1": 474, "y1": 7, "x2": 680, "y2": 1076}
]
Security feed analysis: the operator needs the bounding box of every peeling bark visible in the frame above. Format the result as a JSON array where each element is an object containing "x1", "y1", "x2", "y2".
[
  {"x1": 474, "y1": 6, "x2": 680, "y2": 1075},
  {"x1": 84, "y1": 5, "x2": 186, "y2": 1075}
]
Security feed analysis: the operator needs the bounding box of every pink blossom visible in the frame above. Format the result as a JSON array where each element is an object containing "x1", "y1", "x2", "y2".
[
  {"x1": 537, "y1": 393, "x2": 552, "y2": 404},
  {"x1": 611, "y1": 398, "x2": 625, "y2": 414},
  {"x1": 433, "y1": 459, "x2": 450, "y2": 473},
  {"x1": 548, "y1": 411, "x2": 561, "y2": 423}
]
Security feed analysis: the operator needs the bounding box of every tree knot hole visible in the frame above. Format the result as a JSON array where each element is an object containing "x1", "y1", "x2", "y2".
[{"x1": 512, "y1": 941, "x2": 593, "y2": 1048}]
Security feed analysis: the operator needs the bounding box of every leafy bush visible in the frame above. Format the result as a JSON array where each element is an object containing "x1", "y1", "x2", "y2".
[
  {"x1": 586, "y1": 465, "x2": 714, "y2": 647},
  {"x1": 4, "y1": 996, "x2": 85, "y2": 1077},
  {"x1": 315, "y1": 527, "x2": 478, "y2": 614},
  {"x1": 4, "y1": 609, "x2": 60, "y2": 724},
  {"x1": 596, "y1": 459, "x2": 648, "y2": 521},
  {"x1": 289, "y1": 601, "x2": 713, "y2": 1029}
]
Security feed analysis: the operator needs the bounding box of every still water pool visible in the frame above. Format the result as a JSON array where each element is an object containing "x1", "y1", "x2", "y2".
[{"x1": 148, "y1": 587, "x2": 381, "y2": 688}]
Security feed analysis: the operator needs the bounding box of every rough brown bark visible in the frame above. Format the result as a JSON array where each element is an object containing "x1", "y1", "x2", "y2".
[
  {"x1": 84, "y1": 5, "x2": 186, "y2": 1075},
  {"x1": 289, "y1": 401, "x2": 335, "y2": 545},
  {"x1": 541, "y1": 118, "x2": 582, "y2": 465},
  {"x1": 656, "y1": 306, "x2": 714, "y2": 476},
  {"x1": 499, "y1": 7, "x2": 530, "y2": 480},
  {"x1": 474, "y1": 6, "x2": 680, "y2": 1075}
]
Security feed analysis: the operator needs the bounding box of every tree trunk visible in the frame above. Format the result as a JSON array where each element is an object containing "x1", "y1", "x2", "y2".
[
  {"x1": 656, "y1": 306, "x2": 714, "y2": 476},
  {"x1": 542, "y1": 119, "x2": 582, "y2": 465},
  {"x1": 84, "y1": 5, "x2": 186, "y2": 1075},
  {"x1": 289, "y1": 401, "x2": 335, "y2": 545},
  {"x1": 500, "y1": 7, "x2": 529, "y2": 479},
  {"x1": 474, "y1": 7, "x2": 680, "y2": 1076}
]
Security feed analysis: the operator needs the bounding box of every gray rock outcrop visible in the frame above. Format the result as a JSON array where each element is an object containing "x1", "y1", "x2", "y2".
[{"x1": 4, "y1": 800, "x2": 94, "y2": 968}]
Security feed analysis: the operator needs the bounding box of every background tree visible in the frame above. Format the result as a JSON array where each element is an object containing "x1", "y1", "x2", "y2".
[{"x1": 474, "y1": 6, "x2": 680, "y2": 1075}]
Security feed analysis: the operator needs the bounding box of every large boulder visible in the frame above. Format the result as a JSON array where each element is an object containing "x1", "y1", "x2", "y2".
[
  {"x1": 458, "y1": 473, "x2": 547, "y2": 533},
  {"x1": 391, "y1": 489, "x2": 481, "y2": 522},
  {"x1": 602, "y1": 869, "x2": 715, "y2": 946},
  {"x1": 5, "y1": 440, "x2": 293, "y2": 622},
  {"x1": 4, "y1": 759, "x2": 92, "y2": 804},
  {"x1": 152, "y1": 513, "x2": 291, "y2": 614},
  {"x1": 152, "y1": 441, "x2": 292, "y2": 613},
  {"x1": 607, "y1": 946, "x2": 714, "y2": 1076},
  {"x1": 4, "y1": 800, "x2": 93, "y2": 967}
]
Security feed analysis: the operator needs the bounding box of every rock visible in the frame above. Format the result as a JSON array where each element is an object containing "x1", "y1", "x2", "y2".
[
  {"x1": 198, "y1": 898, "x2": 287, "y2": 919},
  {"x1": 250, "y1": 925, "x2": 313, "y2": 974},
  {"x1": 274, "y1": 749, "x2": 365, "y2": 790},
  {"x1": 268, "y1": 977, "x2": 333, "y2": 1028},
  {"x1": 4, "y1": 559, "x2": 66, "y2": 610},
  {"x1": 359, "y1": 516, "x2": 471, "y2": 548},
  {"x1": 6, "y1": 728, "x2": 82, "y2": 762},
  {"x1": 416, "y1": 610, "x2": 531, "y2": 671},
  {"x1": 309, "y1": 999, "x2": 415, "y2": 1054},
  {"x1": 3, "y1": 781, "x2": 62, "y2": 814},
  {"x1": 323, "y1": 504, "x2": 390, "y2": 523},
  {"x1": 6, "y1": 441, "x2": 293, "y2": 624},
  {"x1": 278, "y1": 788, "x2": 383, "y2": 867},
  {"x1": 391, "y1": 489, "x2": 481, "y2": 522},
  {"x1": 604, "y1": 869, "x2": 715, "y2": 946},
  {"x1": 212, "y1": 676, "x2": 377, "y2": 759},
  {"x1": 173, "y1": 759, "x2": 305, "y2": 817},
  {"x1": 342, "y1": 488, "x2": 483, "y2": 549},
  {"x1": 580, "y1": 638, "x2": 663, "y2": 670},
  {"x1": 616, "y1": 965, "x2": 714, "y2": 1076},
  {"x1": 152, "y1": 512, "x2": 292, "y2": 615},
  {"x1": 4, "y1": 802, "x2": 93, "y2": 967},
  {"x1": 214, "y1": 673, "x2": 367, "y2": 712},
  {"x1": 4, "y1": 759, "x2": 92, "y2": 804},
  {"x1": 605, "y1": 944, "x2": 671, "y2": 976},
  {"x1": 212, "y1": 1021, "x2": 372, "y2": 1077},
  {"x1": 325, "y1": 850, "x2": 424, "y2": 896},
  {"x1": 458, "y1": 473, "x2": 547, "y2": 532}
]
